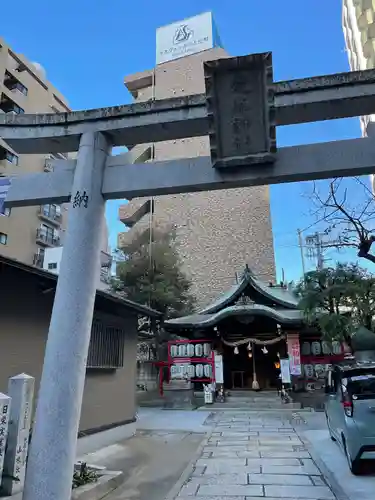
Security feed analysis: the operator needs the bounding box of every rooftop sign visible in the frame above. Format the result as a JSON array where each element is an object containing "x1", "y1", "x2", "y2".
[{"x1": 156, "y1": 11, "x2": 223, "y2": 65}]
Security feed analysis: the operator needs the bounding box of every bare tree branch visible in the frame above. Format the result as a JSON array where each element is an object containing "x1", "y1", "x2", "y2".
[{"x1": 308, "y1": 177, "x2": 375, "y2": 265}]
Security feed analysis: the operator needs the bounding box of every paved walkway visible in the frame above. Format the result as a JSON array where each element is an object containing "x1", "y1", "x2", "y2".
[{"x1": 175, "y1": 411, "x2": 338, "y2": 499}]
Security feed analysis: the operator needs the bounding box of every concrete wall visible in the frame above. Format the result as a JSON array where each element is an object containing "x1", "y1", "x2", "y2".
[
  {"x1": 0, "y1": 36, "x2": 70, "y2": 265},
  {"x1": 0, "y1": 264, "x2": 137, "y2": 432},
  {"x1": 119, "y1": 48, "x2": 276, "y2": 307}
]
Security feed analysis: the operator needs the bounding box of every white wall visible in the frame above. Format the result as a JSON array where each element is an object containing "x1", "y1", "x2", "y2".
[
  {"x1": 42, "y1": 247, "x2": 63, "y2": 275},
  {"x1": 42, "y1": 246, "x2": 111, "y2": 291}
]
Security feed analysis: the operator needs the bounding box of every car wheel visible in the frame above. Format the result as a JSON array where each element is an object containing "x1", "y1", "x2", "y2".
[
  {"x1": 325, "y1": 411, "x2": 336, "y2": 441},
  {"x1": 343, "y1": 437, "x2": 361, "y2": 475}
]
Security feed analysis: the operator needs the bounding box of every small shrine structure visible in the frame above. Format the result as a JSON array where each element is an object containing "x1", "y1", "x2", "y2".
[{"x1": 164, "y1": 266, "x2": 346, "y2": 392}]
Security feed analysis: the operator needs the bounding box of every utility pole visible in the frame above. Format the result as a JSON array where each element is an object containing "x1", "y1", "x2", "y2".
[
  {"x1": 305, "y1": 232, "x2": 330, "y2": 270},
  {"x1": 297, "y1": 229, "x2": 306, "y2": 276}
]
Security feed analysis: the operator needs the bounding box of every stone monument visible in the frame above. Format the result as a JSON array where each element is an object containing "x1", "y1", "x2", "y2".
[
  {"x1": 0, "y1": 392, "x2": 11, "y2": 488},
  {"x1": 2, "y1": 374, "x2": 35, "y2": 495}
]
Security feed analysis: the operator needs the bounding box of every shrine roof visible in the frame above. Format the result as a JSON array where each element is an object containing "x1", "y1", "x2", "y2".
[
  {"x1": 164, "y1": 304, "x2": 304, "y2": 330},
  {"x1": 198, "y1": 266, "x2": 299, "y2": 315}
]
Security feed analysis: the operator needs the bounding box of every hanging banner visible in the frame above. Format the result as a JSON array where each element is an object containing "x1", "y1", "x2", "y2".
[
  {"x1": 280, "y1": 358, "x2": 291, "y2": 384},
  {"x1": 214, "y1": 352, "x2": 223, "y2": 384},
  {"x1": 287, "y1": 333, "x2": 301, "y2": 375}
]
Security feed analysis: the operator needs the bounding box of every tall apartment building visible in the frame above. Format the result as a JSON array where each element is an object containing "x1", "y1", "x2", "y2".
[
  {"x1": 118, "y1": 13, "x2": 276, "y2": 307},
  {"x1": 0, "y1": 37, "x2": 70, "y2": 266},
  {"x1": 342, "y1": 0, "x2": 375, "y2": 190}
]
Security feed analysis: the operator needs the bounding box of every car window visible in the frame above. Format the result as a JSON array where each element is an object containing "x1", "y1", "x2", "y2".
[{"x1": 342, "y1": 370, "x2": 375, "y2": 400}]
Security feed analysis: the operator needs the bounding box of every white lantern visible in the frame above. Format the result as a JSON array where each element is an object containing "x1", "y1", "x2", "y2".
[
  {"x1": 311, "y1": 341, "x2": 321, "y2": 356},
  {"x1": 196, "y1": 364, "x2": 204, "y2": 378},
  {"x1": 195, "y1": 344, "x2": 203, "y2": 357},
  {"x1": 203, "y1": 343, "x2": 211, "y2": 358},
  {"x1": 187, "y1": 344, "x2": 195, "y2": 357}
]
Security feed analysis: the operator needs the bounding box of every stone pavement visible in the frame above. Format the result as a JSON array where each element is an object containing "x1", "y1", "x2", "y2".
[
  {"x1": 299, "y1": 412, "x2": 375, "y2": 500},
  {"x1": 175, "y1": 411, "x2": 338, "y2": 499}
]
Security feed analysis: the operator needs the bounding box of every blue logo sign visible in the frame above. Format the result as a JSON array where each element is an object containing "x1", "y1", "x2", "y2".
[{"x1": 173, "y1": 24, "x2": 194, "y2": 45}]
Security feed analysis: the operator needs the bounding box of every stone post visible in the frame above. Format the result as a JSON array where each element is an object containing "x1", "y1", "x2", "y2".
[
  {"x1": 23, "y1": 132, "x2": 111, "y2": 500},
  {"x1": 0, "y1": 392, "x2": 11, "y2": 488},
  {"x1": 2, "y1": 374, "x2": 34, "y2": 495}
]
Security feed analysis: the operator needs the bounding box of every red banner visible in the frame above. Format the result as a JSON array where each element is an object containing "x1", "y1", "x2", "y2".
[{"x1": 287, "y1": 334, "x2": 301, "y2": 376}]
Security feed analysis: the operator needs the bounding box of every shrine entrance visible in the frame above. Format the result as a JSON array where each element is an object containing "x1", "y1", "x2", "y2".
[
  {"x1": 223, "y1": 340, "x2": 284, "y2": 391},
  {"x1": 164, "y1": 266, "x2": 305, "y2": 393}
]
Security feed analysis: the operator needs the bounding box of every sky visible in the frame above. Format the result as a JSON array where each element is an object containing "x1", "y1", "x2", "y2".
[{"x1": 1, "y1": 0, "x2": 367, "y2": 282}]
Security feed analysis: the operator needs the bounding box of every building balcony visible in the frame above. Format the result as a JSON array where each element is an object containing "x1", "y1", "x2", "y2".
[
  {"x1": 100, "y1": 250, "x2": 112, "y2": 269},
  {"x1": 3, "y1": 71, "x2": 28, "y2": 96},
  {"x1": 36, "y1": 229, "x2": 60, "y2": 247},
  {"x1": 100, "y1": 267, "x2": 111, "y2": 283},
  {"x1": 0, "y1": 144, "x2": 18, "y2": 168},
  {"x1": 33, "y1": 254, "x2": 44, "y2": 268},
  {"x1": 38, "y1": 206, "x2": 62, "y2": 226},
  {"x1": 363, "y1": 37, "x2": 375, "y2": 59},
  {"x1": 0, "y1": 93, "x2": 24, "y2": 115},
  {"x1": 124, "y1": 69, "x2": 154, "y2": 99},
  {"x1": 119, "y1": 199, "x2": 153, "y2": 227}
]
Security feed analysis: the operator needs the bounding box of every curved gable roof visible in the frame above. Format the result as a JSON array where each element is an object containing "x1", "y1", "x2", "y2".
[
  {"x1": 165, "y1": 304, "x2": 304, "y2": 330},
  {"x1": 199, "y1": 267, "x2": 299, "y2": 315}
]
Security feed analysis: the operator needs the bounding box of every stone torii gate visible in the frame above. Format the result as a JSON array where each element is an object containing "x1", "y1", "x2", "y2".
[{"x1": 2, "y1": 52, "x2": 375, "y2": 500}]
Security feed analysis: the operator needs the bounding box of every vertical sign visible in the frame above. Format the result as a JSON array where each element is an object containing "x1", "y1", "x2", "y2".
[
  {"x1": 280, "y1": 359, "x2": 291, "y2": 384},
  {"x1": 204, "y1": 52, "x2": 277, "y2": 169},
  {"x1": 0, "y1": 393, "x2": 11, "y2": 486},
  {"x1": 214, "y1": 353, "x2": 224, "y2": 384},
  {"x1": 287, "y1": 333, "x2": 301, "y2": 375},
  {"x1": 2, "y1": 374, "x2": 35, "y2": 496}
]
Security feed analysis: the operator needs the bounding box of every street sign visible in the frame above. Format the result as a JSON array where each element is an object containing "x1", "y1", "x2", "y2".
[{"x1": 204, "y1": 52, "x2": 276, "y2": 169}]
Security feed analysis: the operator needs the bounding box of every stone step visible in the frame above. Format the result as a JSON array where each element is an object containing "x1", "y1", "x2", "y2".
[{"x1": 197, "y1": 404, "x2": 309, "y2": 411}]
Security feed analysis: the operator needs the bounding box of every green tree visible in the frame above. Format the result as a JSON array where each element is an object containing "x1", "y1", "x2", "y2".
[
  {"x1": 113, "y1": 226, "x2": 195, "y2": 317},
  {"x1": 296, "y1": 263, "x2": 375, "y2": 343}
]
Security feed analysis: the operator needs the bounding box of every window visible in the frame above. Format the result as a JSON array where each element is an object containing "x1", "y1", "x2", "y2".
[
  {"x1": 0, "y1": 232, "x2": 7, "y2": 245},
  {"x1": 0, "y1": 93, "x2": 24, "y2": 114},
  {"x1": 48, "y1": 262, "x2": 57, "y2": 270},
  {"x1": 42, "y1": 204, "x2": 61, "y2": 221},
  {"x1": 87, "y1": 319, "x2": 125, "y2": 369},
  {"x1": 0, "y1": 206, "x2": 10, "y2": 216},
  {"x1": 13, "y1": 104, "x2": 24, "y2": 114},
  {"x1": 38, "y1": 224, "x2": 59, "y2": 244},
  {"x1": 6, "y1": 151, "x2": 18, "y2": 165},
  {"x1": 4, "y1": 72, "x2": 28, "y2": 96},
  {"x1": 344, "y1": 370, "x2": 375, "y2": 400}
]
